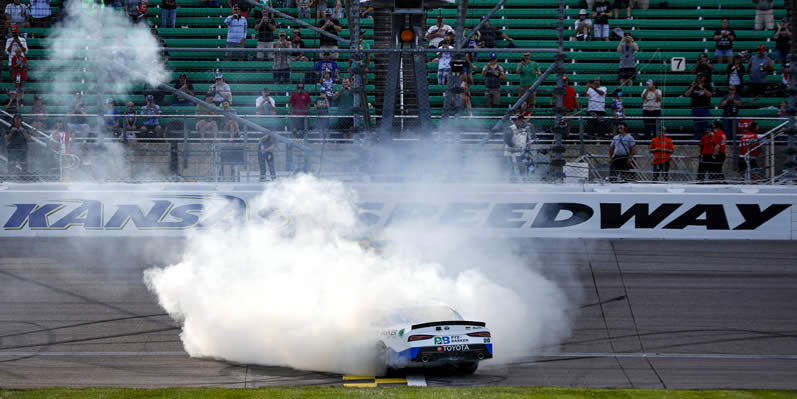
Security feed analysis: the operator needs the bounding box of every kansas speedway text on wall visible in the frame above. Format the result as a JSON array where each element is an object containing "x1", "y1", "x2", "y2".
[{"x1": 1, "y1": 183, "x2": 795, "y2": 240}]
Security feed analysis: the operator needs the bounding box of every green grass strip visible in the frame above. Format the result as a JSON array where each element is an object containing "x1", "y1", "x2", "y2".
[{"x1": 2, "y1": 387, "x2": 797, "y2": 399}]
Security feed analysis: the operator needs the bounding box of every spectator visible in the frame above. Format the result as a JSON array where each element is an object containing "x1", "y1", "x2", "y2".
[
  {"x1": 30, "y1": 94, "x2": 46, "y2": 131},
  {"x1": 609, "y1": 88, "x2": 625, "y2": 136},
  {"x1": 221, "y1": 100, "x2": 239, "y2": 138},
  {"x1": 208, "y1": 73, "x2": 232, "y2": 105},
  {"x1": 332, "y1": 0, "x2": 345, "y2": 19},
  {"x1": 173, "y1": 73, "x2": 195, "y2": 106},
  {"x1": 102, "y1": 98, "x2": 122, "y2": 138},
  {"x1": 633, "y1": 0, "x2": 649, "y2": 10},
  {"x1": 720, "y1": 84, "x2": 742, "y2": 140},
  {"x1": 125, "y1": 0, "x2": 147, "y2": 24},
  {"x1": 697, "y1": 127, "x2": 715, "y2": 181},
  {"x1": 754, "y1": 0, "x2": 774, "y2": 31},
  {"x1": 254, "y1": 11, "x2": 276, "y2": 60},
  {"x1": 314, "y1": 52, "x2": 339, "y2": 83},
  {"x1": 457, "y1": 74, "x2": 473, "y2": 116},
  {"x1": 592, "y1": 0, "x2": 611, "y2": 41},
  {"x1": 5, "y1": 25, "x2": 27, "y2": 81},
  {"x1": 314, "y1": 0, "x2": 328, "y2": 19},
  {"x1": 585, "y1": 77, "x2": 608, "y2": 137},
  {"x1": 256, "y1": 87, "x2": 276, "y2": 115},
  {"x1": 574, "y1": 9, "x2": 593, "y2": 41},
  {"x1": 477, "y1": 17, "x2": 514, "y2": 48},
  {"x1": 558, "y1": 76, "x2": 579, "y2": 137},
  {"x1": 29, "y1": 0, "x2": 51, "y2": 28},
  {"x1": 649, "y1": 126, "x2": 673, "y2": 181},
  {"x1": 359, "y1": 0, "x2": 373, "y2": 18},
  {"x1": 714, "y1": 19, "x2": 735, "y2": 64},
  {"x1": 436, "y1": 41, "x2": 452, "y2": 85},
  {"x1": 641, "y1": 79, "x2": 662, "y2": 139},
  {"x1": 515, "y1": 52, "x2": 541, "y2": 110},
  {"x1": 355, "y1": 29, "x2": 371, "y2": 85},
  {"x1": 774, "y1": 18, "x2": 791, "y2": 63},
  {"x1": 691, "y1": 53, "x2": 714, "y2": 89},
  {"x1": 196, "y1": 95, "x2": 218, "y2": 139},
  {"x1": 229, "y1": 0, "x2": 251, "y2": 19},
  {"x1": 123, "y1": 101, "x2": 138, "y2": 141},
  {"x1": 481, "y1": 53, "x2": 505, "y2": 109},
  {"x1": 289, "y1": 82, "x2": 311, "y2": 134},
  {"x1": 5, "y1": 0, "x2": 29, "y2": 32},
  {"x1": 50, "y1": 119, "x2": 70, "y2": 154},
  {"x1": 425, "y1": 16, "x2": 453, "y2": 48},
  {"x1": 319, "y1": 69, "x2": 334, "y2": 99},
  {"x1": 105, "y1": 0, "x2": 124, "y2": 8},
  {"x1": 314, "y1": 88, "x2": 330, "y2": 133},
  {"x1": 613, "y1": 0, "x2": 631, "y2": 19},
  {"x1": 726, "y1": 55, "x2": 746, "y2": 93},
  {"x1": 709, "y1": 121, "x2": 727, "y2": 180},
  {"x1": 463, "y1": 33, "x2": 481, "y2": 84},
  {"x1": 139, "y1": 94, "x2": 163, "y2": 139},
  {"x1": 318, "y1": 9, "x2": 342, "y2": 59},
  {"x1": 5, "y1": 114, "x2": 29, "y2": 174},
  {"x1": 11, "y1": 46, "x2": 26, "y2": 105},
  {"x1": 258, "y1": 133, "x2": 277, "y2": 181},
  {"x1": 296, "y1": 0, "x2": 313, "y2": 19},
  {"x1": 617, "y1": 33, "x2": 638, "y2": 86},
  {"x1": 273, "y1": 31, "x2": 292, "y2": 83},
  {"x1": 608, "y1": 122, "x2": 635, "y2": 182},
  {"x1": 738, "y1": 121, "x2": 761, "y2": 178},
  {"x1": 224, "y1": 5, "x2": 247, "y2": 61},
  {"x1": 747, "y1": 44, "x2": 773, "y2": 97},
  {"x1": 68, "y1": 92, "x2": 89, "y2": 136},
  {"x1": 5, "y1": 89, "x2": 18, "y2": 114},
  {"x1": 684, "y1": 74, "x2": 713, "y2": 139},
  {"x1": 161, "y1": 0, "x2": 176, "y2": 29},
  {"x1": 504, "y1": 116, "x2": 529, "y2": 177},
  {"x1": 333, "y1": 76, "x2": 354, "y2": 137},
  {"x1": 289, "y1": 29, "x2": 307, "y2": 62},
  {"x1": 200, "y1": 0, "x2": 218, "y2": 7}
]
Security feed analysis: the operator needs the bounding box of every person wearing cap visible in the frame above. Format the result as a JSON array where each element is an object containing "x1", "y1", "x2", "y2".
[
  {"x1": 173, "y1": 73, "x2": 194, "y2": 106},
  {"x1": 592, "y1": 0, "x2": 612, "y2": 41},
  {"x1": 208, "y1": 74, "x2": 232, "y2": 105},
  {"x1": 253, "y1": 9, "x2": 276, "y2": 60},
  {"x1": 713, "y1": 19, "x2": 735, "y2": 64},
  {"x1": 313, "y1": 86, "x2": 330, "y2": 134},
  {"x1": 29, "y1": 0, "x2": 51, "y2": 28},
  {"x1": 747, "y1": 44, "x2": 773, "y2": 97},
  {"x1": 224, "y1": 5, "x2": 248, "y2": 61},
  {"x1": 648, "y1": 126, "x2": 673, "y2": 181},
  {"x1": 476, "y1": 17, "x2": 514, "y2": 48},
  {"x1": 333, "y1": 76, "x2": 355, "y2": 137},
  {"x1": 754, "y1": 0, "x2": 774, "y2": 31},
  {"x1": 221, "y1": 100, "x2": 240, "y2": 138},
  {"x1": 296, "y1": 0, "x2": 313, "y2": 19},
  {"x1": 515, "y1": 52, "x2": 541, "y2": 110},
  {"x1": 720, "y1": 84, "x2": 743, "y2": 142},
  {"x1": 5, "y1": 113, "x2": 30, "y2": 175},
  {"x1": 574, "y1": 9, "x2": 593, "y2": 41},
  {"x1": 481, "y1": 53, "x2": 505, "y2": 109},
  {"x1": 738, "y1": 121, "x2": 761, "y2": 179},
  {"x1": 4, "y1": 0, "x2": 30, "y2": 32},
  {"x1": 609, "y1": 88, "x2": 625, "y2": 136},
  {"x1": 102, "y1": 98, "x2": 122, "y2": 138},
  {"x1": 314, "y1": 51, "x2": 339, "y2": 83},
  {"x1": 124, "y1": 0, "x2": 147, "y2": 24},
  {"x1": 228, "y1": 0, "x2": 251, "y2": 19},
  {"x1": 273, "y1": 31, "x2": 292, "y2": 83},
  {"x1": 4, "y1": 89, "x2": 18, "y2": 114},
  {"x1": 556, "y1": 76, "x2": 579, "y2": 137},
  {"x1": 256, "y1": 87, "x2": 276, "y2": 116},
  {"x1": 436, "y1": 40, "x2": 453, "y2": 85},
  {"x1": 641, "y1": 79, "x2": 662, "y2": 138},
  {"x1": 425, "y1": 16, "x2": 453, "y2": 49},
  {"x1": 616, "y1": 33, "x2": 638, "y2": 86},
  {"x1": 5, "y1": 25, "x2": 27, "y2": 77},
  {"x1": 318, "y1": 9, "x2": 342, "y2": 59},
  {"x1": 358, "y1": 0, "x2": 373, "y2": 19},
  {"x1": 774, "y1": 18, "x2": 791, "y2": 63},
  {"x1": 139, "y1": 94, "x2": 163, "y2": 139},
  {"x1": 608, "y1": 122, "x2": 635, "y2": 182}
]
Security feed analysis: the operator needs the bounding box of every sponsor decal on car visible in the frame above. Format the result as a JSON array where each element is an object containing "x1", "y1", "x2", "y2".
[
  {"x1": 449, "y1": 335, "x2": 468, "y2": 343},
  {"x1": 442, "y1": 345, "x2": 470, "y2": 352}
]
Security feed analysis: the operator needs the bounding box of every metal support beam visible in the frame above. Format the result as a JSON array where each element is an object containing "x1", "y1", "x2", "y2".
[
  {"x1": 380, "y1": 52, "x2": 401, "y2": 139},
  {"x1": 413, "y1": 48, "x2": 432, "y2": 132},
  {"x1": 463, "y1": 0, "x2": 507, "y2": 46},
  {"x1": 549, "y1": 0, "x2": 567, "y2": 181},
  {"x1": 784, "y1": 0, "x2": 797, "y2": 179},
  {"x1": 243, "y1": 0, "x2": 350, "y2": 46},
  {"x1": 349, "y1": 0, "x2": 362, "y2": 134}
]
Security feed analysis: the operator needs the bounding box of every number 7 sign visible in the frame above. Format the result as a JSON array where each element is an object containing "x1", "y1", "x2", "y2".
[{"x1": 671, "y1": 57, "x2": 686, "y2": 72}]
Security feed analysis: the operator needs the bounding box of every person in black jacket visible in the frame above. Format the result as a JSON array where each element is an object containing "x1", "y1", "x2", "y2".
[{"x1": 5, "y1": 114, "x2": 30, "y2": 175}]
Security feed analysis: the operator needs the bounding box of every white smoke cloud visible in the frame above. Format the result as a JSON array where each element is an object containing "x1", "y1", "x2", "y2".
[{"x1": 144, "y1": 175, "x2": 577, "y2": 375}]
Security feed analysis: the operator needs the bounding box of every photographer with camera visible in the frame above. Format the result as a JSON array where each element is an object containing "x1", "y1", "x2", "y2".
[
  {"x1": 318, "y1": 9, "x2": 342, "y2": 59},
  {"x1": 333, "y1": 76, "x2": 354, "y2": 138},
  {"x1": 774, "y1": 18, "x2": 791, "y2": 63},
  {"x1": 617, "y1": 33, "x2": 638, "y2": 86},
  {"x1": 684, "y1": 73, "x2": 713, "y2": 139},
  {"x1": 4, "y1": 114, "x2": 30, "y2": 175},
  {"x1": 690, "y1": 53, "x2": 715, "y2": 89},
  {"x1": 224, "y1": 5, "x2": 248, "y2": 61},
  {"x1": 254, "y1": 10, "x2": 276, "y2": 60},
  {"x1": 515, "y1": 52, "x2": 541, "y2": 111},
  {"x1": 481, "y1": 53, "x2": 506, "y2": 109}
]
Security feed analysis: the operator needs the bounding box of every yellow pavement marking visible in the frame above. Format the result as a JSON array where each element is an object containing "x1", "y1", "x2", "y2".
[
  {"x1": 343, "y1": 375, "x2": 375, "y2": 380},
  {"x1": 342, "y1": 376, "x2": 409, "y2": 387},
  {"x1": 344, "y1": 382, "x2": 378, "y2": 388},
  {"x1": 376, "y1": 378, "x2": 408, "y2": 384}
]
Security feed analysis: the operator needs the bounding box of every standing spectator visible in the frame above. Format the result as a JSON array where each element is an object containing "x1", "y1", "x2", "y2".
[
  {"x1": 457, "y1": 74, "x2": 473, "y2": 116},
  {"x1": 296, "y1": 0, "x2": 313, "y2": 19},
  {"x1": 258, "y1": 134, "x2": 277, "y2": 181},
  {"x1": 633, "y1": 0, "x2": 649, "y2": 10},
  {"x1": 256, "y1": 87, "x2": 276, "y2": 115},
  {"x1": 332, "y1": 0, "x2": 345, "y2": 19},
  {"x1": 11, "y1": 46, "x2": 26, "y2": 106},
  {"x1": 229, "y1": 0, "x2": 251, "y2": 19},
  {"x1": 649, "y1": 126, "x2": 673, "y2": 181},
  {"x1": 463, "y1": 33, "x2": 481, "y2": 84},
  {"x1": 684, "y1": 74, "x2": 713, "y2": 139},
  {"x1": 123, "y1": 101, "x2": 138, "y2": 141},
  {"x1": 574, "y1": 9, "x2": 593, "y2": 41},
  {"x1": 289, "y1": 28, "x2": 307, "y2": 62},
  {"x1": 68, "y1": 92, "x2": 89, "y2": 136},
  {"x1": 273, "y1": 31, "x2": 292, "y2": 83},
  {"x1": 314, "y1": 0, "x2": 328, "y2": 19},
  {"x1": 173, "y1": 73, "x2": 195, "y2": 106},
  {"x1": 29, "y1": 94, "x2": 46, "y2": 131},
  {"x1": 697, "y1": 127, "x2": 715, "y2": 181},
  {"x1": 313, "y1": 52, "x2": 339, "y2": 82},
  {"x1": 50, "y1": 119, "x2": 70, "y2": 154},
  {"x1": 592, "y1": 0, "x2": 611, "y2": 41},
  {"x1": 691, "y1": 53, "x2": 714, "y2": 89},
  {"x1": 477, "y1": 17, "x2": 514, "y2": 48},
  {"x1": 425, "y1": 16, "x2": 453, "y2": 48},
  {"x1": 515, "y1": 52, "x2": 541, "y2": 110},
  {"x1": 104, "y1": 98, "x2": 122, "y2": 138},
  {"x1": 161, "y1": 0, "x2": 177, "y2": 29},
  {"x1": 288, "y1": 82, "x2": 311, "y2": 134},
  {"x1": 221, "y1": 100, "x2": 239, "y2": 138},
  {"x1": 720, "y1": 84, "x2": 742, "y2": 141},
  {"x1": 559, "y1": 76, "x2": 579, "y2": 136},
  {"x1": 608, "y1": 122, "x2": 635, "y2": 182},
  {"x1": 318, "y1": 9, "x2": 342, "y2": 59},
  {"x1": 709, "y1": 121, "x2": 727, "y2": 180},
  {"x1": 609, "y1": 89, "x2": 625, "y2": 136},
  {"x1": 5, "y1": 0, "x2": 29, "y2": 32},
  {"x1": 436, "y1": 41, "x2": 452, "y2": 85},
  {"x1": 224, "y1": 5, "x2": 247, "y2": 61},
  {"x1": 774, "y1": 18, "x2": 791, "y2": 63},
  {"x1": 754, "y1": 0, "x2": 774, "y2": 31},
  {"x1": 481, "y1": 53, "x2": 505, "y2": 109},
  {"x1": 319, "y1": 69, "x2": 334, "y2": 99},
  {"x1": 5, "y1": 89, "x2": 18, "y2": 114},
  {"x1": 613, "y1": 0, "x2": 631, "y2": 19},
  {"x1": 641, "y1": 79, "x2": 662, "y2": 138},
  {"x1": 196, "y1": 95, "x2": 218, "y2": 139},
  {"x1": 333, "y1": 76, "x2": 354, "y2": 137},
  {"x1": 5, "y1": 114, "x2": 29, "y2": 175},
  {"x1": 617, "y1": 33, "x2": 638, "y2": 86},
  {"x1": 254, "y1": 11, "x2": 276, "y2": 60},
  {"x1": 355, "y1": 29, "x2": 372, "y2": 85},
  {"x1": 29, "y1": 0, "x2": 51, "y2": 28},
  {"x1": 585, "y1": 77, "x2": 608, "y2": 137},
  {"x1": 139, "y1": 94, "x2": 163, "y2": 139},
  {"x1": 738, "y1": 121, "x2": 760, "y2": 178},
  {"x1": 726, "y1": 55, "x2": 746, "y2": 93},
  {"x1": 504, "y1": 116, "x2": 529, "y2": 176},
  {"x1": 714, "y1": 19, "x2": 735, "y2": 64},
  {"x1": 5, "y1": 25, "x2": 27, "y2": 82},
  {"x1": 359, "y1": 0, "x2": 373, "y2": 18},
  {"x1": 125, "y1": 0, "x2": 147, "y2": 24},
  {"x1": 747, "y1": 44, "x2": 773, "y2": 97},
  {"x1": 314, "y1": 88, "x2": 330, "y2": 134},
  {"x1": 208, "y1": 73, "x2": 232, "y2": 105}
]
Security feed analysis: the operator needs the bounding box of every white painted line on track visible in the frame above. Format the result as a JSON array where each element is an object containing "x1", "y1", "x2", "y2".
[
  {"x1": 406, "y1": 375, "x2": 427, "y2": 387},
  {"x1": 0, "y1": 351, "x2": 188, "y2": 356},
  {"x1": 534, "y1": 352, "x2": 797, "y2": 360}
]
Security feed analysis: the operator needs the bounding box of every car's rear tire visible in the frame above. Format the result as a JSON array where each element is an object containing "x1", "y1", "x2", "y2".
[{"x1": 457, "y1": 361, "x2": 479, "y2": 375}]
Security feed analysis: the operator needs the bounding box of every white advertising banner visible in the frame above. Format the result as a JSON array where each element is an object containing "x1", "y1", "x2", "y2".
[{"x1": 0, "y1": 184, "x2": 794, "y2": 240}]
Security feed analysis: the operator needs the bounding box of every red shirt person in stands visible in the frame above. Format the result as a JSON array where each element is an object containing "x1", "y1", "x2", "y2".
[
  {"x1": 697, "y1": 128, "x2": 715, "y2": 181},
  {"x1": 288, "y1": 82, "x2": 312, "y2": 134},
  {"x1": 648, "y1": 126, "x2": 674, "y2": 181},
  {"x1": 710, "y1": 121, "x2": 727, "y2": 180},
  {"x1": 555, "y1": 76, "x2": 579, "y2": 138},
  {"x1": 738, "y1": 121, "x2": 761, "y2": 178}
]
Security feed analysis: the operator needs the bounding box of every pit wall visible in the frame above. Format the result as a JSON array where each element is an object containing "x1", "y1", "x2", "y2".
[{"x1": 1, "y1": 183, "x2": 795, "y2": 240}]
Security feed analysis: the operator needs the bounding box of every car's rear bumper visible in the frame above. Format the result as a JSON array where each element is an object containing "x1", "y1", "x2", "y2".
[{"x1": 410, "y1": 343, "x2": 493, "y2": 363}]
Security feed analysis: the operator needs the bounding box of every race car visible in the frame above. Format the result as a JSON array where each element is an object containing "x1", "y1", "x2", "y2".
[{"x1": 376, "y1": 305, "x2": 493, "y2": 374}]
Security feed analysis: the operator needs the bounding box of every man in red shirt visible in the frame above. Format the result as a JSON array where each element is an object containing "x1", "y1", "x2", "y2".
[
  {"x1": 288, "y1": 83, "x2": 312, "y2": 135},
  {"x1": 738, "y1": 121, "x2": 761, "y2": 179},
  {"x1": 710, "y1": 121, "x2": 727, "y2": 181},
  {"x1": 556, "y1": 76, "x2": 579, "y2": 138},
  {"x1": 648, "y1": 126, "x2": 674, "y2": 181},
  {"x1": 697, "y1": 128, "x2": 715, "y2": 181}
]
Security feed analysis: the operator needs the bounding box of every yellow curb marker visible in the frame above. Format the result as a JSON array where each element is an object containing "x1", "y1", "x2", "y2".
[{"x1": 342, "y1": 375, "x2": 409, "y2": 388}]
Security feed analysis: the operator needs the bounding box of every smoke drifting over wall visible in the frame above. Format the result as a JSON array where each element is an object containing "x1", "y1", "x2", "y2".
[{"x1": 144, "y1": 175, "x2": 579, "y2": 375}]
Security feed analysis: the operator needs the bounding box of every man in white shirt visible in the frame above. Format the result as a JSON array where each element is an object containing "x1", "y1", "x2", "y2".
[
  {"x1": 436, "y1": 41, "x2": 452, "y2": 84},
  {"x1": 584, "y1": 77, "x2": 607, "y2": 137},
  {"x1": 4, "y1": 0, "x2": 29, "y2": 32},
  {"x1": 255, "y1": 87, "x2": 276, "y2": 115},
  {"x1": 425, "y1": 16, "x2": 453, "y2": 48}
]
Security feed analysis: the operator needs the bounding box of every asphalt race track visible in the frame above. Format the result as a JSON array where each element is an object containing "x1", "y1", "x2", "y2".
[{"x1": 1, "y1": 238, "x2": 796, "y2": 389}]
